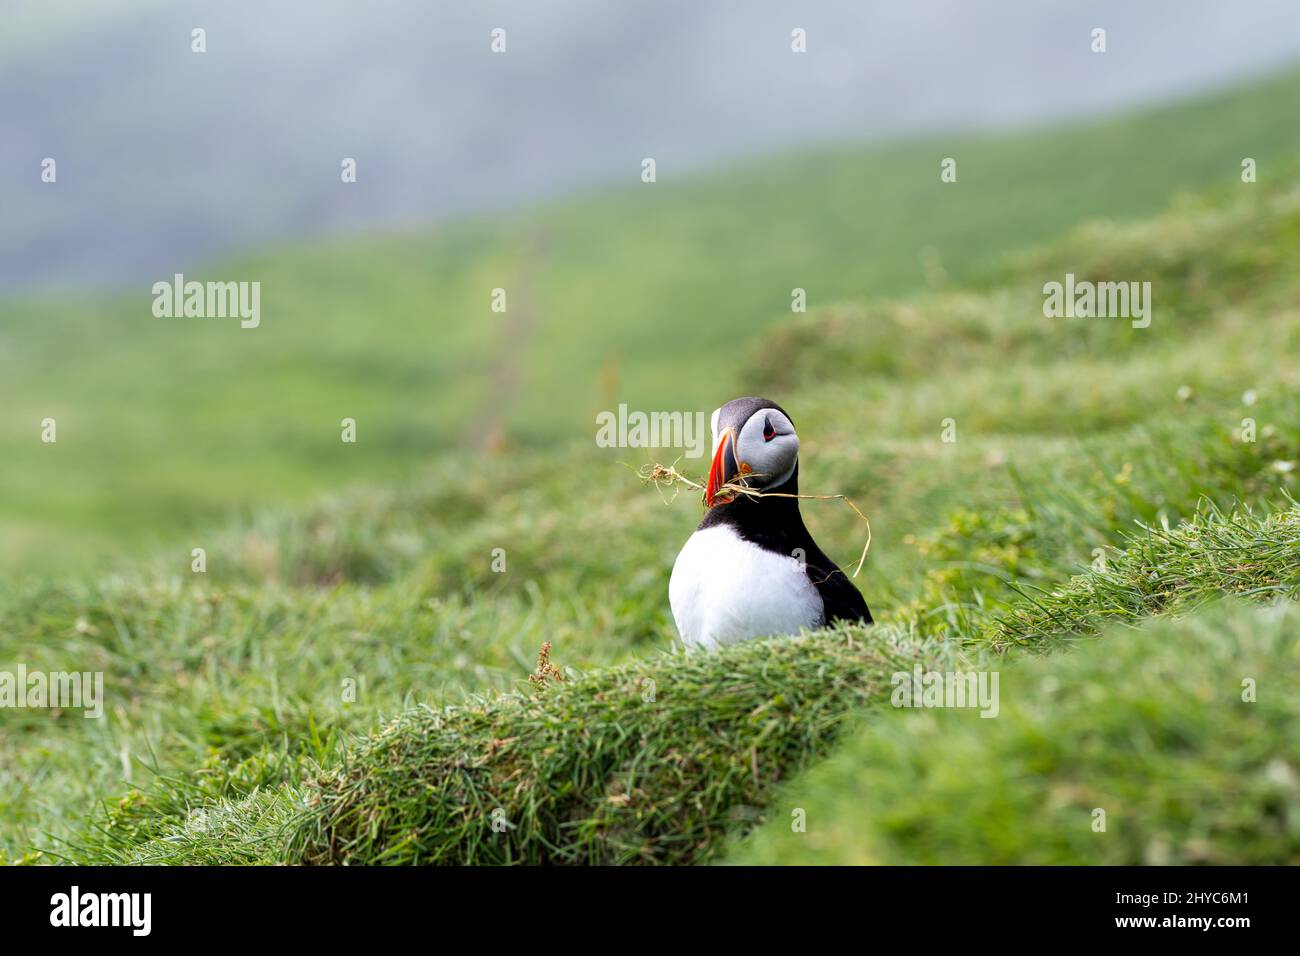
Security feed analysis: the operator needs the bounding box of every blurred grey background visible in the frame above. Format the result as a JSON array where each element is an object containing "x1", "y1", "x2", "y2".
[{"x1": 3, "y1": 0, "x2": 1299, "y2": 293}]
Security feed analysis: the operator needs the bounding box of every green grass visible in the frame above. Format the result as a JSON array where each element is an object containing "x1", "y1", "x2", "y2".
[
  {"x1": 5, "y1": 175, "x2": 1299, "y2": 860},
  {"x1": 66, "y1": 502, "x2": 1300, "y2": 865},
  {"x1": 3, "y1": 70, "x2": 1300, "y2": 864},
  {"x1": 92, "y1": 627, "x2": 968, "y2": 865},
  {"x1": 731, "y1": 600, "x2": 1300, "y2": 865},
  {"x1": 6, "y1": 381, "x2": 1295, "y2": 862},
  {"x1": 988, "y1": 505, "x2": 1300, "y2": 648}
]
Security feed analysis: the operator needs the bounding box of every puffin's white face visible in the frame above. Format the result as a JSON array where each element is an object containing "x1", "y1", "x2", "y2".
[{"x1": 706, "y1": 402, "x2": 799, "y2": 506}]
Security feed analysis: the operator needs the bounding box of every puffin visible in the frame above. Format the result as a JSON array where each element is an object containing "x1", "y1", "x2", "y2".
[{"x1": 669, "y1": 396, "x2": 872, "y2": 650}]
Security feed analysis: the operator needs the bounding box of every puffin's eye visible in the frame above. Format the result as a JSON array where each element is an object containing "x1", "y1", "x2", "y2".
[{"x1": 762, "y1": 416, "x2": 776, "y2": 442}]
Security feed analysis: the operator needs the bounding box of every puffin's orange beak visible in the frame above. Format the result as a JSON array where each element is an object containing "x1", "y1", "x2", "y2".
[{"x1": 705, "y1": 427, "x2": 738, "y2": 508}]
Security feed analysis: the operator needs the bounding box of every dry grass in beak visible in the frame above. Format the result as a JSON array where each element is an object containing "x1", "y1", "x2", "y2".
[{"x1": 633, "y1": 461, "x2": 873, "y2": 578}]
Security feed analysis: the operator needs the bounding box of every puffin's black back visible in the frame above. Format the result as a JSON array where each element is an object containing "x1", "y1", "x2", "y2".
[{"x1": 699, "y1": 461, "x2": 873, "y2": 626}]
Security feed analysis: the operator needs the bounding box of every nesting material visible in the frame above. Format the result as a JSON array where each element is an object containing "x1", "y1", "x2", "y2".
[{"x1": 635, "y1": 461, "x2": 872, "y2": 578}]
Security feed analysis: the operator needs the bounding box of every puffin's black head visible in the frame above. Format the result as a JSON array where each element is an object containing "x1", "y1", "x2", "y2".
[{"x1": 705, "y1": 396, "x2": 799, "y2": 508}]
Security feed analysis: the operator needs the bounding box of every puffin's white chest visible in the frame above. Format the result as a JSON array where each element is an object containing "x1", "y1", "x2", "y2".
[{"x1": 669, "y1": 525, "x2": 824, "y2": 651}]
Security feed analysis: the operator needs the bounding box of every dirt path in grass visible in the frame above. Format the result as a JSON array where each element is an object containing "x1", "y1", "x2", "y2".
[{"x1": 462, "y1": 228, "x2": 550, "y2": 452}]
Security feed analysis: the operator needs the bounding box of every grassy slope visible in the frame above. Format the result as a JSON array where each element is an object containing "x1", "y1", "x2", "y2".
[
  {"x1": 6, "y1": 67, "x2": 1300, "y2": 569},
  {"x1": 3, "y1": 169, "x2": 1296, "y2": 863},
  {"x1": 731, "y1": 599, "x2": 1300, "y2": 866},
  {"x1": 3, "y1": 74, "x2": 1300, "y2": 861},
  {"x1": 85, "y1": 506, "x2": 1300, "y2": 865}
]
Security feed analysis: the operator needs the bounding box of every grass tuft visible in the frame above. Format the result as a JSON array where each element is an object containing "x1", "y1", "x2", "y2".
[
  {"x1": 100, "y1": 627, "x2": 970, "y2": 865},
  {"x1": 987, "y1": 504, "x2": 1300, "y2": 649},
  {"x1": 730, "y1": 600, "x2": 1300, "y2": 865}
]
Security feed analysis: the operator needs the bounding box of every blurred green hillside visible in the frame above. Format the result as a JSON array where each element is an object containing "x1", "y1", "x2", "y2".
[{"x1": 6, "y1": 66, "x2": 1300, "y2": 570}]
